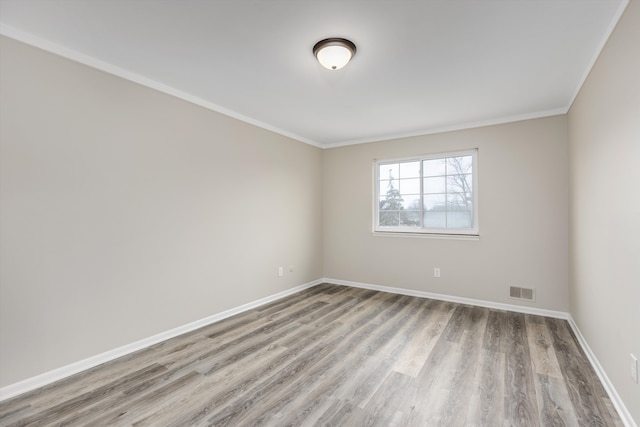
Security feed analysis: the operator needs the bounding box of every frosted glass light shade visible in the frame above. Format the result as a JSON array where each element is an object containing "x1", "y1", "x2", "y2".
[
  {"x1": 313, "y1": 38, "x2": 356, "y2": 70},
  {"x1": 316, "y1": 45, "x2": 352, "y2": 70}
]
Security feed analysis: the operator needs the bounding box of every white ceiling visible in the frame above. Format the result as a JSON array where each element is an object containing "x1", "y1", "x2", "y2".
[{"x1": 0, "y1": 0, "x2": 628, "y2": 147}]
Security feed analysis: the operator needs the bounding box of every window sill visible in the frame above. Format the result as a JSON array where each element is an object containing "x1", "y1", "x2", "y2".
[{"x1": 372, "y1": 231, "x2": 480, "y2": 240}]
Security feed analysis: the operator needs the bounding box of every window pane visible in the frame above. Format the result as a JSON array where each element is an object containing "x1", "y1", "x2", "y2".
[
  {"x1": 379, "y1": 196, "x2": 394, "y2": 211},
  {"x1": 447, "y1": 211, "x2": 472, "y2": 228},
  {"x1": 446, "y1": 156, "x2": 472, "y2": 174},
  {"x1": 401, "y1": 210, "x2": 421, "y2": 226},
  {"x1": 379, "y1": 163, "x2": 399, "y2": 180},
  {"x1": 446, "y1": 174, "x2": 472, "y2": 193},
  {"x1": 379, "y1": 179, "x2": 399, "y2": 194},
  {"x1": 423, "y1": 176, "x2": 445, "y2": 194},
  {"x1": 447, "y1": 193, "x2": 472, "y2": 210},
  {"x1": 379, "y1": 181, "x2": 404, "y2": 215},
  {"x1": 399, "y1": 161, "x2": 420, "y2": 178},
  {"x1": 423, "y1": 158, "x2": 446, "y2": 177},
  {"x1": 379, "y1": 211, "x2": 400, "y2": 226},
  {"x1": 399, "y1": 178, "x2": 420, "y2": 194},
  {"x1": 424, "y1": 194, "x2": 446, "y2": 211},
  {"x1": 424, "y1": 211, "x2": 446, "y2": 228},
  {"x1": 401, "y1": 195, "x2": 420, "y2": 210}
]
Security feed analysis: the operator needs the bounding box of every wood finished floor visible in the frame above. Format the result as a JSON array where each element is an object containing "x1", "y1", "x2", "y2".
[{"x1": 0, "y1": 284, "x2": 623, "y2": 427}]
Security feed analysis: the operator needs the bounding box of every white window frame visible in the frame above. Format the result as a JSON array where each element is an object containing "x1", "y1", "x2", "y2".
[{"x1": 374, "y1": 149, "x2": 479, "y2": 236}]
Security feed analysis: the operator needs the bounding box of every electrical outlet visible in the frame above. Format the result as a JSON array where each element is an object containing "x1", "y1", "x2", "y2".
[
  {"x1": 632, "y1": 354, "x2": 638, "y2": 383},
  {"x1": 434, "y1": 267, "x2": 441, "y2": 278},
  {"x1": 278, "y1": 266, "x2": 284, "y2": 277}
]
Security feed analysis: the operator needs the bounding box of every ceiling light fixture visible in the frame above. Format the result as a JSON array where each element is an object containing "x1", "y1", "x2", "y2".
[{"x1": 313, "y1": 38, "x2": 356, "y2": 70}]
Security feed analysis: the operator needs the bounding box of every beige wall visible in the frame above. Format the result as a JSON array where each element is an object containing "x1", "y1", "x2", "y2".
[
  {"x1": 568, "y1": 0, "x2": 640, "y2": 422},
  {"x1": 0, "y1": 36, "x2": 323, "y2": 387},
  {"x1": 323, "y1": 116, "x2": 569, "y2": 311}
]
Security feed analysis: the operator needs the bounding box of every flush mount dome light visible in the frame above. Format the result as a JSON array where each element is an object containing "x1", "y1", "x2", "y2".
[{"x1": 313, "y1": 38, "x2": 356, "y2": 70}]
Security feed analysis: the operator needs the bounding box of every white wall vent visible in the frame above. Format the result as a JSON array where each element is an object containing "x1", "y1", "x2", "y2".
[{"x1": 508, "y1": 285, "x2": 535, "y2": 301}]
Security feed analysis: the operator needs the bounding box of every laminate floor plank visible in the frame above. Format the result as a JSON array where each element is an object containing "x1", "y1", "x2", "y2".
[
  {"x1": 483, "y1": 309, "x2": 508, "y2": 353},
  {"x1": 205, "y1": 295, "x2": 417, "y2": 426},
  {"x1": 245, "y1": 332, "x2": 405, "y2": 426},
  {"x1": 0, "y1": 284, "x2": 624, "y2": 427},
  {"x1": 465, "y1": 349, "x2": 506, "y2": 427},
  {"x1": 439, "y1": 307, "x2": 489, "y2": 426},
  {"x1": 333, "y1": 300, "x2": 437, "y2": 408},
  {"x1": 392, "y1": 299, "x2": 454, "y2": 377},
  {"x1": 273, "y1": 297, "x2": 425, "y2": 426},
  {"x1": 6, "y1": 364, "x2": 168, "y2": 427},
  {"x1": 405, "y1": 340, "x2": 461, "y2": 426},
  {"x1": 162, "y1": 294, "x2": 395, "y2": 426},
  {"x1": 604, "y1": 398, "x2": 626, "y2": 427},
  {"x1": 257, "y1": 295, "x2": 422, "y2": 425},
  {"x1": 533, "y1": 373, "x2": 580, "y2": 427},
  {"x1": 360, "y1": 370, "x2": 413, "y2": 426},
  {"x1": 525, "y1": 319, "x2": 563, "y2": 378},
  {"x1": 504, "y1": 311, "x2": 539, "y2": 427},
  {"x1": 127, "y1": 344, "x2": 293, "y2": 426},
  {"x1": 311, "y1": 295, "x2": 379, "y2": 330},
  {"x1": 253, "y1": 285, "x2": 329, "y2": 314},
  {"x1": 331, "y1": 340, "x2": 402, "y2": 409},
  {"x1": 59, "y1": 370, "x2": 204, "y2": 426},
  {"x1": 154, "y1": 320, "x2": 348, "y2": 425},
  {"x1": 328, "y1": 289, "x2": 396, "y2": 326},
  {"x1": 0, "y1": 342, "x2": 172, "y2": 417},
  {"x1": 204, "y1": 326, "x2": 373, "y2": 426},
  {"x1": 110, "y1": 336, "x2": 287, "y2": 425},
  {"x1": 545, "y1": 317, "x2": 618, "y2": 426},
  {"x1": 206, "y1": 290, "x2": 333, "y2": 340},
  {"x1": 314, "y1": 399, "x2": 356, "y2": 427}
]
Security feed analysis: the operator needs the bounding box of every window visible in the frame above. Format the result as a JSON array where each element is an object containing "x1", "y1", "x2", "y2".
[{"x1": 375, "y1": 149, "x2": 478, "y2": 235}]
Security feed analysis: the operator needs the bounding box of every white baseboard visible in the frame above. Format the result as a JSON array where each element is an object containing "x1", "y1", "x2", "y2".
[
  {"x1": 567, "y1": 316, "x2": 637, "y2": 427},
  {"x1": 323, "y1": 277, "x2": 568, "y2": 319},
  {"x1": 0, "y1": 279, "x2": 323, "y2": 402}
]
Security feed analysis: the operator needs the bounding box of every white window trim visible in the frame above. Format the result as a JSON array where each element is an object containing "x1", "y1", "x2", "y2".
[{"x1": 373, "y1": 149, "x2": 479, "y2": 236}]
